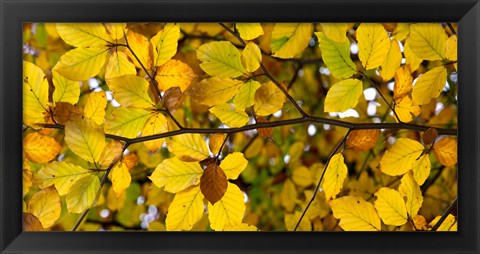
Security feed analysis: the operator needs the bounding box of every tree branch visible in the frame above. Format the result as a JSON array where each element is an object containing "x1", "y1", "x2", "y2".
[{"x1": 430, "y1": 197, "x2": 457, "y2": 231}]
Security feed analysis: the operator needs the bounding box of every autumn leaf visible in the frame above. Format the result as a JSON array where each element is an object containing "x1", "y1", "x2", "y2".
[
  {"x1": 105, "y1": 51, "x2": 137, "y2": 80},
  {"x1": 105, "y1": 108, "x2": 152, "y2": 138},
  {"x1": 66, "y1": 174, "x2": 101, "y2": 213},
  {"x1": 255, "y1": 117, "x2": 273, "y2": 138},
  {"x1": 324, "y1": 79, "x2": 363, "y2": 113},
  {"x1": 412, "y1": 66, "x2": 447, "y2": 105},
  {"x1": 236, "y1": 23, "x2": 264, "y2": 41},
  {"x1": 330, "y1": 195, "x2": 381, "y2": 231},
  {"x1": 56, "y1": 23, "x2": 111, "y2": 47},
  {"x1": 98, "y1": 140, "x2": 124, "y2": 168},
  {"x1": 220, "y1": 152, "x2": 248, "y2": 180},
  {"x1": 149, "y1": 156, "x2": 203, "y2": 193},
  {"x1": 292, "y1": 166, "x2": 313, "y2": 188},
  {"x1": 271, "y1": 23, "x2": 313, "y2": 59},
  {"x1": 209, "y1": 134, "x2": 227, "y2": 155},
  {"x1": 200, "y1": 163, "x2": 228, "y2": 204},
  {"x1": 280, "y1": 179, "x2": 297, "y2": 212},
  {"x1": 23, "y1": 61, "x2": 48, "y2": 128},
  {"x1": 105, "y1": 23, "x2": 126, "y2": 41},
  {"x1": 380, "y1": 138, "x2": 424, "y2": 176},
  {"x1": 64, "y1": 117, "x2": 106, "y2": 164},
  {"x1": 395, "y1": 96, "x2": 421, "y2": 123},
  {"x1": 409, "y1": 23, "x2": 447, "y2": 61},
  {"x1": 27, "y1": 186, "x2": 62, "y2": 228},
  {"x1": 234, "y1": 80, "x2": 261, "y2": 110},
  {"x1": 83, "y1": 90, "x2": 107, "y2": 125},
  {"x1": 320, "y1": 23, "x2": 349, "y2": 43},
  {"x1": 399, "y1": 171, "x2": 423, "y2": 217},
  {"x1": 54, "y1": 47, "x2": 109, "y2": 81},
  {"x1": 151, "y1": 23, "x2": 181, "y2": 67},
  {"x1": 107, "y1": 75, "x2": 155, "y2": 109},
  {"x1": 411, "y1": 154, "x2": 431, "y2": 186},
  {"x1": 379, "y1": 40, "x2": 402, "y2": 81},
  {"x1": 125, "y1": 30, "x2": 153, "y2": 70},
  {"x1": 322, "y1": 153, "x2": 348, "y2": 200},
  {"x1": 208, "y1": 182, "x2": 246, "y2": 230},
  {"x1": 24, "y1": 132, "x2": 61, "y2": 163},
  {"x1": 166, "y1": 185, "x2": 204, "y2": 231},
  {"x1": 111, "y1": 162, "x2": 132, "y2": 198},
  {"x1": 346, "y1": 129, "x2": 379, "y2": 152},
  {"x1": 188, "y1": 77, "x2": 243, "y2": 107},
  {"x1": 356, "y1": 23, "x2": 390, "y2": 70},
  {"x1": 433, "y1": 137, "x2": 457, "y2": 166},
  {"x1": 209, "y1": 103, "x2": 249, "y2": 128},
  {"x1": 141, "y1": 113, "x2": 169, "y2": 152},
  {"x1": 374, "y1": 188, "x2": 408, "y2": 226},
  {"x1": 154, "y1": 59, "x2": 197, "y2": 92},
  {"x1": 197, "y1": 41, "x2": 245, "y2": 78},
  {"x1": 166, "y1": 133, "x2": 210, "y2": 162},
  {"x1": 393, "y1": 65, "x2": 413, "y2": 100},
  {"x1": 241, "y1": 42, "x2": 262, "y2": 73},
  {"x1": 35, "y1": 161, "x2": 93, "y2": 195},
  {"x1": 254, "y1": 81, "x2": 286, "y2": 116},
  {"x1": 316, "y1": 32, "x2": 357, "y2": 79},
  {"x1": 52, "y1": 71, "x2": 80, "y2": 104}
]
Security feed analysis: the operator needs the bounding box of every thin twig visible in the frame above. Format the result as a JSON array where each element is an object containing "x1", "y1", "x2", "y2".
[{"x1": 430, "y1": 197, "x2": 457, "y2": 231}]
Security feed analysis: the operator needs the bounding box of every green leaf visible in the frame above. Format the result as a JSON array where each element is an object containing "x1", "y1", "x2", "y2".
[{"x1": 197, "y1": 41, "x2": 246, "y2": 78}]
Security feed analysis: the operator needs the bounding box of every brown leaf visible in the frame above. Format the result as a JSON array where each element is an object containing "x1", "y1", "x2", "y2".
[
  {"x1": 256, "y1": 117, "x2": 273, "y2": 138},
  {"x1": 123, "y1": 153, "x2": 139, "y2": 170},
  {"x1": 346, "y1": 129, "x2": 380, "y2": 152},
  {"x1": 200, "y1": 163, "x2": 228, "y2": 204},
  {"x1": 53, "y1": 102, "x2": 82, "y2": 125},
  {"x1": 422, "y1": 128, "x2": 438, "y2": 145},
  {"x1": 23, "y1": 213, "x2": 44, "y2": 231},
  {"x1": 163, "y1": 87, "x2": 185, "y2": 111}
]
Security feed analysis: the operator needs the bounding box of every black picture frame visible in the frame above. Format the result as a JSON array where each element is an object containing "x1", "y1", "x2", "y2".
[{"x1": 1, "y1": 0, "x2": 479, "y2": 253}]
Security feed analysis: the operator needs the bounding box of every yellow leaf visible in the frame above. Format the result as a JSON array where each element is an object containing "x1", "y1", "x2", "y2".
[
  {"x1": 412, "y1": 154, "x2": 431, "y2": 186},
  {"x1": 125, "y1": 30, "x2": 153, "y2": 70},
  {"x1": 380, "y1": 138, "x2": 424, "y2": 176},
  {"x1": 285, "y1": 211, "x2": 312, "y2": 231},
  {"x1": 315, "y1": 32, "x2": 357, "y2": 79},
  {"x1": 105, "y1": 108, "x2": 152, "y2": 138},
  {"x1": 209, "y1": 134, "x2": 227, "y2": 155},
  {"x1": 23, "y1": 161, "x2": 33, "y2": 196},
  {"x1": 151, "y1": 23, "x2": 181, "y2": 67},
  {"x1": 54, "y1": 47, "x2": 109, "y2": 81},
  {"x1": 141, "y1": 112, "x2": 168, "y2": 152},
  {"x1": 380, "y1": 40, "x2": 402, "y2": 81},
  {"x1": 56, "y1": 23, "x2": 111, "y2": 47},
  {"x1": 149, "y1": 156, "x2": 203, "y2": 193},
  {"x1": 321, "y1": 23, "x2": 349, "y2": 43},
  {"x1": 270, "y1": 23, "x2": 313, "y2": 59},
  {"x1": 220, "y1": 152, "x2": 248, "y2": 180},
  {"x1": 330, "y1": 195, "x2": 381, "y2": 231},
  {"x1": 166, "y1": 133, "x2": 210, "y2": 162},
  {"x1": 209, "y1": 103, "x2": 249, "y2": 128},
  {"x1": 154, "y1": 59, "x2": 197, "y2": 92},
  {"x1": 241, "y1": 42, "x2": 262, "y2": 73},
  {"x1": 84, "y1": 90, "x2": 107, "y2": 125},
  {"x1": 65, "y1": 118, "x2": 106, "y2": 163},
  {"x1": 356, "y1": 23, "x2": 391, "y2": 70},
  {"x1": 52, "y1": 71, "x2": 80, "y2": 104},
  {"x1": 412, "y1": 66, "x2": 447, "y2": 105},
  {"x1": 429, "y1": 214, "x2": 457, "y2": 231},
  {"x1": 394, "y1": 65, "x2": 413, "y2": 100},
  {"x1": 280, "y1": 179, "x2": 297, "y2": 212},
  {"x1": 105, "y1": 23, "x2": 126, "y2": 41},
  {"x1": 292, "y1": 166, "x2": 313, "y2": 188},
  {"x1": 111, "y1": 162, "x2": 131, "y2": 198},
  {"x1": 35, "y1": 161, "x2": 93, "y2": 195},
  {"x1": 98, "y1": 140, "x2": 124, "y2": 168},
  {"x1": 446, "y1": 35, "x2": 457, "y2": 70},
  {"x1": 23, "y1": 213, "x2": 44, "y2": 231},
  {"x1": 399, "y1": 172, "x2": 423, "y2": 217},
  {"x1": 233, "y1": 80, "x2": 261, "y2": 110},
  {"x1": 433, "y1": 137, "x2": 457, "y2": 166},
  {"x1": 374, "y1": 188, "x2": 408, "y2": 226},
  {"x1": 322, "y1": 153, "x2": 348, "y2": 200},
  {"x1": 166, "y1": 185, "x2": 204, "y2": 231},
  {"x1": 236, "y1": 23, "x2": 264, "y2": 41},
  {"x1": 254, "y1": 81, "x2": 286, "y2": 116},
  {"x1": 391, "y1": 23, "x2": 409, "y2": 41},
  {"x1": 412, "y1": 214, "x2": 428, "y2": 230},
  {"x1": 324, "y1": 79, "x2": 363, "y2": 113},
  {"x1": 107, "y1": 75, "x2": 155, "y2": 109},
  {"x1": 123, "y1": 153, "x2": 139, "y2": 170},
  {"x1": 196, "y1": 41, "x2": 245, "y2": 78},
  {"x1": 404, "y1": 38, "x2": 423, "y2": 72},
  {"x1": 223, "y1": 223, "x2": 258, "y2": 231},
  {"x1": 24, "y1": 132, "x2": 62, "y2": 163},
  {"x1": 409, "y1": 23, "x2": 447, "y2": 61},
  {"x1": 66, "y1": 174, "x2": 101, "y2": 213},
  {"x1": 346, "y1": 129, "x2": 380, "y2": 152},
  {"x1": 27, "y1": 186, "x2": 61, "y2": 228},
  {"x1": 208, "y1": 182, "x2": 245, "y2": 230},
  {"x1": 23, "y1": 61, "x2": 49, "y2": 127},
  {"x1": 188, "y1": 77, "x2": 243, "y2": 107},
  {"x1": 105, "y1": 51, "x2": 137, "y2": 80},
  {"x1": 395, "y1": 96, "x2": 421, "y2": 123}
]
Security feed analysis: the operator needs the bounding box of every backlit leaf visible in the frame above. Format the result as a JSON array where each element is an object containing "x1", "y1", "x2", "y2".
[
  {"x1": 107, "y1": 75, "x2": 155, "y2": 109},
  {"x1": 356, "y1": 23, "x2": 391, "y2": 70},
  {"x1": 52, "y1": 71, "x2": 80, "y2": 104},
  {"x1": 241, "y1": 42, "x2": 262, "y2": 73},
  {"x1": 209, "y1": 134, "x2": 227, "y2": 155},
  {"x1": 197, "y1": 41, "x2": 245, "y2": 78},
  {"x1": 399, "y1": 172, "x2": 423, "y2": 217},
  {"x1": 292, "y1": 166, "x2": 313, "y2": 188},
  {"x1": 166, "y1": 133, "x2": 209, "y2": 162},
  {"x1": 35, "y1": 161, "x2": 93, "y2": 195},
  {"x1": 409, "y1": 23, "x2": 447, "y2": 61},
  {"x1": 66, "y1": 174, "x2": 101, "y2": 213},
  {"x1": 24, "y1": 132, "x2": 61, "y2": 163},
  {"x1": 316, "y1": 32, "x2": 357, "y2": 79},
  {"x1": 346, "y1": 129, "x2": 380, "y2": 152},
  {"x1": 125, "y1": 30, "x2": 153, "y2": 70},
  {"x1": 254, "y1": 81, "x2": 286, "y2": 116},
  {"x1": 149, "y1": 156, "x2": 203, "y2": 193},
  {"x1": 380, "y1": 40, "x2": 402, "y2": 81},
  {"x1": 105, "y1": 108, "x2": 152, "y2": 138},
  {"x1": 324, "y1": 79, "x2": 363, "y2": 113},
  {"x1": 65, "y1": 118, "x2": 105, "y2": 164},
  {"x1": 374, "y1": 187, "x2": 408, "y2": 226},
  {"x1": 105, "y1": 23, "x2": 126, "y2": 41},
  {"x1": 151, "y1": 23, "x2": 181, "y2": 67},
  {"x1": 209, "y1": 103, "x2": 249, "y2": 128},
  {"x1": 105, "y1": 51, "x2": 137, "y2": 80},
  {"x1": 111, "y1": 162, "x2": 131, "y2": 198},
  {"x1": 446, "y1": 35, "x2": 457, "y2": 70},
  {"x1": 233, "y1": 80, "x2": 261, "y2": 110},
  {"x1": 220, "y1": 152, "x2": 248, "y2": 180},
  {"x1": 54, "y1": 47, "x2": 109, "y2": 81},
  {"x1": 433, "y1": 137, "x2": 457, "y2": 166},
  {"x1": 429, "y1": 214, "x2": 457, "y2": 231},
  {"x1": 271, "y1": 23, "x2": 313, "y2": 59},
  {"x1": 330, "y1": 195, "x2": 381, "y2": 231},
  {"x1": 200, "y1": 163, "x2": 228, "y2": 204},
  {"x1": 23, "y1": 61, "x2": 49, "y2": 127},
  {"x1": 97, "y1": 140, "x2": 124, "y2": 169},
  {"x1": 320, "y1": 23, "x2": 349, "y2": 43},
  {"x1": 23, "y1": 213, "x2": 44, "y2": 231},
  {"x1": 188, "y1": 77, "x2": 243, "y2": 107},
  {"x1": 83, "y1": 90, "x2": 107, "y2": 125},
  {"x1": 154, "y1": 59, "x2": 197, "y2": 92},
  {"x1": 141, "y1": 112, "x2": 168, "y2": 152},
  {"x1": 27, "y1": 186, "x2": 61, "y2": 228},
  {"x1": 395, "y1": 96, "x2": 421, "y2": 123},
  {"x1": 411, "y1": 154, "x2": 431, "y2": 186},
  {"x1": 236, "y1": 23, "x2": 264, "y2": 41},
  {"x1": 380, "y1": 138, "x2": 424, "y2": 176},
  {"x1": 56, "y1": 23, "x2": 111, "y2": 47},
  {"x1": 412, "y1": 66, "x2": 447, "y2": 105},
  {"x1": 208, "y1": 182, "x2": 246, "y2": 230},
  {"x1": 404, "y1": 38, "x2": 423, "y2": 72},
  {"x1": 166, "y1": 186, "x2": 204, "y2": 231},
  {"x1": 322, "y1": 153, "x2": 348, "y2": 200},
  {"x1": 394, "y1": 65, "x2": 413, "y2": 100}
]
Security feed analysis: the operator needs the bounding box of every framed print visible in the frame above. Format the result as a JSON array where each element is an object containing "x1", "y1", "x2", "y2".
[{"x1": 1, "y1": 0, "x2": 479, "y2": 253}]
